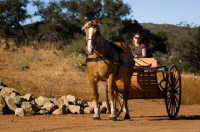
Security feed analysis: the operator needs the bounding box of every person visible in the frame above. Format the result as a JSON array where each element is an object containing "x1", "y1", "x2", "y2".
[{"x1": 130, "y1": 33, "x2": 146, "y2": 58}]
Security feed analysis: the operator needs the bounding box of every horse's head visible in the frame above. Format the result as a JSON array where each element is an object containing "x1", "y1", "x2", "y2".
[{"x1": 81, "y1": 18, "x2": 104, "y2": 55}]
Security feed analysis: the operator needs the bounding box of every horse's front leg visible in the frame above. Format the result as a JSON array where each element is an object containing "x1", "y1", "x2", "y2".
[
  {"x1": 108, "y1": 75, "x2": 117, "y2": 121},
  {"x1": 88, "y1": 76, "x2": 100, "y2": 120}
]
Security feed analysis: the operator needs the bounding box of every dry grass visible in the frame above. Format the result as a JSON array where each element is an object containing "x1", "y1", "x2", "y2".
[
  {"x1": 0, "y1": 47, "x2": 200, "y2": 104},
  {"x1": 0, "y1": 47, "x2": 106, "y2": 101},
  {"x1": 181, "y1": 76, "x2": 200, "y2": 105},
  {"x1": 157, "y1": 72, "x2": 200, "y2": 105}
]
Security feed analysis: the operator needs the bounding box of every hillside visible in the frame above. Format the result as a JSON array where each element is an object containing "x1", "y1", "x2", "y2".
[{"x1": 141, "y1": 23, "x2": 193, "y2": 44}]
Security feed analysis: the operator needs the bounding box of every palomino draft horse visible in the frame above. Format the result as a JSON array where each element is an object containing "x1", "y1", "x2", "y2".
[{"x1": 81, "y1": 18, "x2": 134, "y2": 121}]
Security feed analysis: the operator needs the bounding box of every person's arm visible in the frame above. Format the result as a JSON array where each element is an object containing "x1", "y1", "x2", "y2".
[{"x1": 141, "y1": 48, "x2": 146, "y2": 58}]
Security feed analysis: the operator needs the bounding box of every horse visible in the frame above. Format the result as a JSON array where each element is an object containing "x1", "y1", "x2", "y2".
[{"x1": 81, "y1": 18, "x2": 134, "y2": 121}]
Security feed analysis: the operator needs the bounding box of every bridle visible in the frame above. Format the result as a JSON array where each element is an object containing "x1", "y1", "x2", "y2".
[{"x1": 82, "y1": 22, "x2": 104, "y2": 54}]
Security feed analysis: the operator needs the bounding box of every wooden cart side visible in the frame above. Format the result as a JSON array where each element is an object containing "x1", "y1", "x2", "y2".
[
  {"x1": 134, "y1": 58, "x2": 157, "y2": 68},
  {"x1": 128, "y1": 72, "x2": 164, "y2": 99}
]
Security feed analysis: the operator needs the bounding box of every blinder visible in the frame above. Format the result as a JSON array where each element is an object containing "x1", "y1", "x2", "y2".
[{"x1": 82, "y1": 29, "x2": 86, "y2": 36}]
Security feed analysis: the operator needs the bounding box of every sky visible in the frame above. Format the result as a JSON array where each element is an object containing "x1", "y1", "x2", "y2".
[
  {"x1": 26, "y1": 0, "x2": 200, "y2": 26},
  {"x1": 123, "y1": 0, "x2": 200, "y2": 26}
]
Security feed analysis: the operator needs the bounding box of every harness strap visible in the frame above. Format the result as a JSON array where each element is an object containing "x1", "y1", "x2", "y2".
[
  {"x1": 85, "y1": 56, "x2": 110, "y2": 62},
  {"x1": 114, "y1": 53, "x2": 121, "y2": 77},
  {"x1": 115, "y1": 65, "x2": 120, "y2": 77}
]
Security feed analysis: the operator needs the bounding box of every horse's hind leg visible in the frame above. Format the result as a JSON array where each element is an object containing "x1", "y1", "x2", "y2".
[
  {"x1": 122, "y1": 80, "x2": 131, "y2": 119},
  {"x1": 108, "y1": 76, "x2": 117, "y2": 121},
  {"x1": 122, "y1": 97, "x2": 130, "y2": 119}
]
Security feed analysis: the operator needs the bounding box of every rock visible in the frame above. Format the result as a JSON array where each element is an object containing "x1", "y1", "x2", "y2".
[
  {"x1": 35, "y1": 96, "x2": 50, "y2": 107},
  {"x1": 42, "y1": 102, "x2": 57, "y2": 112},
  {"x1": 13, "y1": 95, "x2": 23, "y2": 105},
  {"x1": 4, "y1": 96, "x2": 17, "y2": 112},
  {"x1": 52, "y1": 107, "x2": 63, "y2": 115},
  {"x1": 15, "y1": 108, "x2": 24, "y2": 116},
  {"x1": 31, "y1": 104, "x2": 41, "y2": 113},
  {"x1": 68, "y1": 105, "x2": 80, "y2": 114},
  {"x1": 61, "y1": 96, "x2": 69, "y2": 106},
  {"x1": 21, "y1": 102, "x2": 34, "y2": 115},
  {"x1": 23, "y1": 93, "x2": 33, "y2": 101},
  {"x1": 10, "y1": 92, "x2": 17, "y2": 98},
  {"x1": 0, "y1": 87, "x2": 99, "y2": 116},
  {"x1": 102, "y1": 101, "x2": 108, "y2": 107},
  {"x1": 50, "y1": 98, "x2": 64, "y2": 107},
  {"x1": 66, "y1": 95, "x2": 76, "y2": 105},
  {"x1": 84, "y1": 107, "x2": 94, "y2": 114},
  {"x1": 11, "y1": 88, "x2": 20, "y2": 95},
  {"x1": 78, "y1": 99, "x2": 88, "y2": 107},
  {"x1": 0, "y1": 95, "x2": 6, "y2": 114},
  {"x1": 0, "y1": 86, "x2": 4, "y2": 90},
  {"x1": 100, "y1": 106, "x2": 107, "y2": 113},
  {"x1": 1, "y1": 87, "x2": 12, "y2": 98},
  {"x1": 61, "y1": 105, "x2": 70, "y2": 114},
  {"x1": 87, "y1": 101, "x2": 94, "y2": 107},
  {"x1": 38, "y1": 109, "x2": 49, "y2": 115}
]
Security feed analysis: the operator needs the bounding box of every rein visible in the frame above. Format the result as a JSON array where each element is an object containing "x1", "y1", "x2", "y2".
[
  {"x1": 85, "y1": 43, "x2": 114, "y2": 65},
  {"x1": 85, "y1": 41, "x2": 116, "y2": 63}
]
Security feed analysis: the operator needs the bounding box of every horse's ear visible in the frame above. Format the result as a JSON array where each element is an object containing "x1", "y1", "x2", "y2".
[
  {"x1": 95, "y1": 18, "x2": 100, "y2": 24},
  {"x1": 81, "y1": 18, "x2": 87, "y2": 24}
]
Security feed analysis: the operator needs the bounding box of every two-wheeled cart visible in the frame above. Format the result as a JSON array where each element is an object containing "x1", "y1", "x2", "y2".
[{"x1": 106, "y1": 58, "x2": 182, "y2": 119}]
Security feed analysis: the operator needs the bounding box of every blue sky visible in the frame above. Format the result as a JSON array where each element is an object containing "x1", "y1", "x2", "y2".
[
  {"x1": 26, "y1": 0, "x2": 200, "y2": 26},
  {"x1": 123, "y1": 0, "x2": 200, "y2": 26}
]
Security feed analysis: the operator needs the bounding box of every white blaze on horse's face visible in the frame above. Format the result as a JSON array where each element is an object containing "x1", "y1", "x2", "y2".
[{"x1": 86, "y1": 27, "x2": 94, "y2": 54}]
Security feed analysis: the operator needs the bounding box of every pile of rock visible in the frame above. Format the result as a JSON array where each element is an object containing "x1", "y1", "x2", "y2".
[{"x1": 0, "y1": 81, "x2": 108, "y2": 116}]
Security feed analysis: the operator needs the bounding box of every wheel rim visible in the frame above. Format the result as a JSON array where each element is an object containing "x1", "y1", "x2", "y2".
[{"x1": 165, "y1": 64, "x2": 182, "y2": 119}]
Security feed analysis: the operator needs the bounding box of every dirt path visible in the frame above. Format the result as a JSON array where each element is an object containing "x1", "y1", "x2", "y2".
[{"x1": 1, "y1": 100, "x2": 200, "y2": 132}]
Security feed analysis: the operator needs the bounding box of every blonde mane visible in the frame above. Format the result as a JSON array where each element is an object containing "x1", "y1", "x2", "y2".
[
  {"x1": 82, "y1": 21, "x2": 104, "y2": 35},
  {"x1": 97, "y1": 23, "x2": 104, "y2": 35}
]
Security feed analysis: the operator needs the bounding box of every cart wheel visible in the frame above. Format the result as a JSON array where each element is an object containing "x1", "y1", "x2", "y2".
[
  {"x1": 164, "y1": 64, "x2": 182, "y2": 119},
  {"x1": 105, "y1": 84, "x2": 124, "y2": 117}
]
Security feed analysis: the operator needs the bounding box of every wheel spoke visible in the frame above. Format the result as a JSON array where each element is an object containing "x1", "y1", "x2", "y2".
[{"x1": 175, "y1": 85, "x2": 180, "y2": 90}]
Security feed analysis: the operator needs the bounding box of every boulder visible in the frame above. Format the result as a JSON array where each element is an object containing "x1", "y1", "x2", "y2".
[
  {"x1": 35, "y1": 96, "x2": 50, "y2": 107},
  {"x1": 4, "y1": 96, "x2": 17, "y2": 112},
  {"x1": 15, "y1": 108, "x2": 25, "y2": 116},
  {"x1": 0, "y1": 95, "x2": 6, "y2": 114}
]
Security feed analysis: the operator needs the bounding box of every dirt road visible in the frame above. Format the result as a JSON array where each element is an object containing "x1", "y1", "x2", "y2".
[{"x1": 0, "y1": 100, "x2": 200, "y2": 132}]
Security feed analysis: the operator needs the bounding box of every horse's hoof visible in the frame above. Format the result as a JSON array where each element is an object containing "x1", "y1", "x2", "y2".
[
  {"x1": 109, "y1": 117, "x2": 117, "y2": 121},
  {"x1": 123, "y1": 114, "x2": 130, "y2": 120},
  {"x1": 93, "y1": 117, "x2": 101, "y2": 120}
]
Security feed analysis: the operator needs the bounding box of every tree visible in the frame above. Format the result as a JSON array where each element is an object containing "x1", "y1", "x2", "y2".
[
  {"x1": 103, "y1": 0, "x2": 131, "y2": 19},
  {"x1": 0, "y1": 0, "x2": 30, "y2": 44},
  {"x1": 175, "y1": 26, "x2": 200, "y2": 74},
  {"x1": 31, "y1": 0, "x2": 83, "y2": 48},
  {"x1": 100, "y1": 0, "x2": 132, "y2": 41}
]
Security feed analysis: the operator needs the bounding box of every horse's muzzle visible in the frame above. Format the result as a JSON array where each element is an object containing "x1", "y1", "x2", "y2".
[{"x1": 85, "y1": 47, "x2": 94, "y2": 55}]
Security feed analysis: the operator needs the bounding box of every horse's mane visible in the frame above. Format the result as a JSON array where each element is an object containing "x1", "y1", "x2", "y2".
[
  {"x1": 82, "y1": 20, "x2": 104, "y2": 35},
  {"x1": 97, "y1": 23, "x2": 104, "y2": 35}
]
